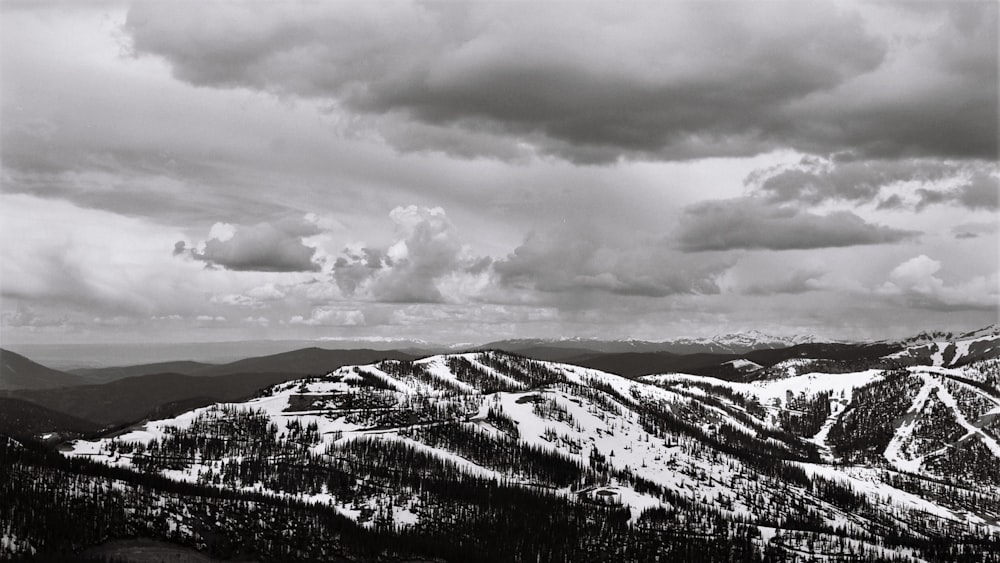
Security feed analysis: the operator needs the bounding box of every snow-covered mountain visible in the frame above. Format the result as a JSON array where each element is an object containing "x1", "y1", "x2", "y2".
[
  {"x1": 886, "y1": 324, "x2": 1000, "y2": 368},
  {"x1": 895, "y1": 324, "x2": 1000, "y2": 347},
  {"x1": 665, "y1": 330, "x2": 819, "y2": 353},
  {"x1": 486, "y1": 330, "x2": 819, "y2": 355},
  {"x1": 53, "y1": 346, "x2": 1000, "y2": 561}
]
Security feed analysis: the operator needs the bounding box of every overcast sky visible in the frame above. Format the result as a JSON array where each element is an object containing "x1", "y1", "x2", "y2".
[{"x1": 1, "y1": 0, "x2": 997, "y2": 346}]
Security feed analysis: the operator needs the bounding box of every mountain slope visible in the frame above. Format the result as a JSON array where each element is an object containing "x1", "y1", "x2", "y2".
[
  {"x1": 9, "y1": 371, "x2": 309, "y2": 428},
  {"x1": 68, "y1": 360, "x2": 215, "y2": 383},
  {"x1": 58, "y1": 350, "x2": 1000, "y2": 561},
  {"x1": 886, "y1": 325, "x2": 1000, "y2": 368},
  {"x1": 0, "y1": 397, "x2": 101, "y2": 442},
  {"x1": 190, "y1": 347, "x2": 418, "y2": 377},
  {"x1": 566, "y1": 342, "x2": 901, "y2": 379},
  {"x1": 0, "y1": 348, "x2": 82, "y2": 391}
]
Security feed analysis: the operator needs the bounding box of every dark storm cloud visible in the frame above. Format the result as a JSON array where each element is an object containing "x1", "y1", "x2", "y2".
[
  {"x1": 676, "y1": 199, "x2": 918, "y2": 252},
  {"x1": 122, "y1": 2, "x2": 996, "y2": 162},
  {"x1": 185, "y1": 217, "x2": 322, "y2": 272},
  {"x1": 495, "y1": 229, "x2": 728, "y2": 297}
]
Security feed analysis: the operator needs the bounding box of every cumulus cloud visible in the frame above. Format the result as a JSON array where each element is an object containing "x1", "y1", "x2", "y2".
[
  {"x1": 183, "y1": 217, "x2": 322, "y2": 272},
  {"x1": 333, "y1": 206, "x2": 486, "y2": 303},
  {"x1": 290, "y1": 307, "x2": 365, "y2": 327},
  {"x1": 878, "y1": 255, "x2": 999, "y2": 311},
  {"x1": 916, "y1": 172, "x2": 999, "y2": 211},
  {"x1": 495, "y1": 228, "x2": 728, "y2": 297},
  {"x1": 123, "y1": 2, "x2": 996, "y2": 162},
  {"x1": 676, "y1": 198, "x2": 918, "y2": 252}
]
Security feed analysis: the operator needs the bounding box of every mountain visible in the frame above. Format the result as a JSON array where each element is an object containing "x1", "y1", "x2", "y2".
[
  {"x1": 566, "y1": 350, "x2": 739, "y2": 379},
  {"x1": 0, "y1": 348, "x2": 83, "y2": 391},
  {"x1": 482, "y1": 336, "x2": 671, "y2": 354},
  {"x1": 486, "y1": 331, "x2": 820, "y2": 356},
  {"x1": 5, "y1": 349, "x2": 423, "y2": 430},
  {"x1": 664, "y1": 330, "x2": 819, "y2": 354},
  {"x1": 189, "y1": 347, "x2": 418, "y2": 377},
  {"x1": 68, "y1": 360, "x2": 215, "y2": 383},
  {"x1": 895, "y1": 324, "x2": 1000, "y2": 347},
  {"x1": 7, "y1": 371, "x2": 311, "y2": 429},
  {"x1": 0, "y1": 397, "x2": 101, "y2": 442},
  {"x1": 27, "y1": 348, "x2": 421, "y2": 387},
  {"x1": 886, "y1": 325, "x2": 1000, "y2": 368},
  {"x1": 566, "y1": 342, "x2": 901, "y2": 379},
  {"x1": 21, "y1": 343, "x2": 994, "y2": 561}
]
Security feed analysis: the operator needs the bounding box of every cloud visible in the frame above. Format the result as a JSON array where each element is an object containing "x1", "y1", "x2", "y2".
[
  {"x1": 952, "y1": 221, "x2": 999, "y2": 240},
  {"x1": 184, "y1": 217, "x2": 322, "y2": 272},
  {"x1": 916, "y1": 172, "x2": 999, "y2": 212},
  {"x1": 1, "y1": 194, "x2": 197, "y2": 315},
  {"x1": 739, "y1": 269, "x2": 827, "y2": 296},
  {"x1": 747, "y1": 156, "x2": 998, "y2": 212},
  {"x1": 877, "y1": 255, "x2": 999, "y2": 311},
  {"x1": 123, "y1": 2, "x2": 996, "y2": 162},
  {"x1": 748, "y1": 157, "x2": 978, "y2": 204},
  {"x1": 0, "y1": 304, "x2": 69, "y2": 330},
  {"x1": 332, "y1": 206, "x2": 485, "y2": 303},
  {"x1": 289, "y1": 307, "x2": 365, "y2": 327},
  {"x1": 676, "y1": 198, "x2": 918, "y2": 251},
  {"x1": 495, "y1": 228, "x2": 728, "y2": 297}
]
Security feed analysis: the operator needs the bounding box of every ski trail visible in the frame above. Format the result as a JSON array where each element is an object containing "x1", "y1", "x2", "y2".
[
  {"x1": 807, "y1": 396, "x2": 849, "y2": 463},
  {"x1": 883, "y1": 376, "x2": 934, "y2": 473},
  {"x1": 929, "y1": 374, "x2": 1000, "y2": 458}
]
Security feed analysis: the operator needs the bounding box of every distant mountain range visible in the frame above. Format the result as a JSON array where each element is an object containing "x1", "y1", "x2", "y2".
[
  {"x1": 0, "y1": 349, "x2": 83, "y2": 390},
  {"x1": 483, "y1": 330, "x2": 821, "y2": 355}
]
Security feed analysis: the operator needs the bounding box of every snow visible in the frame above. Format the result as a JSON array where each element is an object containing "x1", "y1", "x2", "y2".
[
  {"x1": 724, "y1": 358, "x2": 763, "y2": 371},
  {"x1": 884, "y1": 370, "x2": 1000, "y2": 473},
  {"x1": 922, "y1": 372, "x2": 1000, "y2": 458},
  {"x1": 645, "y1": 369, "x2": 884, "y2": 406},
  {"x1": 806, "y1": 396, "x2": 849, "y2": 462},
  {"x1": 461, "y1": 353, "x2": 528, "y2": 389},
  {"x1": 796, "y1": 463, "x2": 999, "y2": 531},
  {"x1": 415, "y1": 356, "x2": 479, "y2": 393},
  {"x1": 57, "y1": 350, "x2": 1000, "y2": 546}
]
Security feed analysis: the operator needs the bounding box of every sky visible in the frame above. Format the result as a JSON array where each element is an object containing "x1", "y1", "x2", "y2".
[{"x1": 1, "y1": 0, "x2": 998, "y2": 347}]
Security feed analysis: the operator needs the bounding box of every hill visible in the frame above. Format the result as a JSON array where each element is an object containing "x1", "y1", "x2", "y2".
[
  {"x1": 39, "y1": 347, "x2": 1000, "y2": 561},
  {"x1": 68, "y1": 360, "x2": 215, "y2": 383},
  {"x1": 5, "y1": 348, "x2": 421, "y2": 429},
  {"x1": 0, "y1": 348, "x2": 83, "y2": 391},
  {"x1": 568, "y1": 342, "x2": 903, "y2": 379},
  {"x1": 190, "y1": 347, "x2": 418, "y2": 377},
  {"x1": 8, "y1": 371, "x2": 309, "y2": 429},
  {"x1": 0, "y1": 397, "x2": 101, "y2": 442}
]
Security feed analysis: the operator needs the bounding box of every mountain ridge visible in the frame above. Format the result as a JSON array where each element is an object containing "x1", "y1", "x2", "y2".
[{"x1": 49, "y1": 336, "x2": 1000, "y2": 561}]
